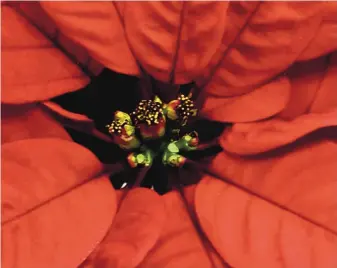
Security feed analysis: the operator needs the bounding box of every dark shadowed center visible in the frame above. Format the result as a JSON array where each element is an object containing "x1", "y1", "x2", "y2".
[{"x1": 51, "y1": 68, "x2": 228, "y2": 194}]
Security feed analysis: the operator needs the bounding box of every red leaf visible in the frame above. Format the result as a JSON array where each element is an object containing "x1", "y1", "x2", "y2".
[
  {"x1": 221, "y1": 110, "x2": 337, "y2": 155},
  {"x1": 298, "y1": 3, "x2": 337, "y2": 61},
  {"x1": 220, "y1": 53, "x2": 337, "y2": 154},
  {"x1": 41, "y1": 2, "x2": 139, "y2": 76},
  {"x1": 279, "y1": 57, "x2": 329, "y2": 120},
  {"x1": 2, "y1": 139, "x2": 117, "y2": 268},
  {"x1": 40, "y1": 101, "x2": 113, "y2": 143},
  {"x1": 201, "y1": 76, "x2": 290, "y2": 122},
  {"x1": 2, "y1": 104, "x2": 71, "y2": 144},
  {"x1": 196, "y1": 140, "x2": 337, "y2": 267},
  {"x1": 1, "y1": 5, "x2": 89, "y2": 104},
  {"x1": 279, "y1": 53, "x2": 337, "y2": 120},
  {"x1": 81, "y1": 188, "x2": 166, "y2": 268},
  {"x1": 200, "y1": 2, "x2": 326, "y2": 96},
  {"x1": 137, "y1": 186, "x2": 224, "y2": 268},
  {"x1": 199, "y1": 2, "x2": 337, "y2": 123},
  {"x1": 120, "y1": 2, "x2": 229, "y2": 84},
  {"x1": 10, "y1": 2, "x2": 104, "y2": 76},
  {"x1": 308, "y1": 54, "x2": 337, "y2": 114}
]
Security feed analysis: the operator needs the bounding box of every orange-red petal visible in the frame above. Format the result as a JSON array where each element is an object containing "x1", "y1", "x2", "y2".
[
  {"x1": 2, "y1": 139, "x2": 116, "y2": 268},
  {"x1": 196, "y1": 139, "x2": 337, "y2": 267},
  {"x1": 200, "y1": 2, "x2": 337, "y2": 124},
  {"x1": 41, "y1": 2, "x2": 139, "y2": 76},
  {"x1": 1, "y1": 5, "x2": 89, "y2": 104},
  {"x1": 200, "y1": 2, "x2": 327, "y2": 96},
  {"x1": 221, "y1": 110, "x2": 337, "y2": 155},
  {"x1": 298, "y1": 3, "x2": 337, "y2": 61},
  {"x1": 138, "y1": 186, "x2": 224, "y2": 267},
  {"x1": 201, "y1": 76, "x2": 290, "y2": 122},
  {"x1": 8, "y1": 2, "x2": 104, "y2": 76},
  {"x1": 80, "y1": 188, "x2": 166, "y2": 268},
  {"x1": 220, "y1": 53, "x2": 337, "y2": 154},
  {"x1": 122, "y1": 1, "x2": 228, "y2": 83},
  {"x1": 2, "y1": 104, "x2": 71, "y2": 144}
]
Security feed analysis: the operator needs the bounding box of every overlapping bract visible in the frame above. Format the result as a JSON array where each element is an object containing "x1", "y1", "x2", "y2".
[{"x1": 2, "y1": 2, "x2": 337, "y2": 268}]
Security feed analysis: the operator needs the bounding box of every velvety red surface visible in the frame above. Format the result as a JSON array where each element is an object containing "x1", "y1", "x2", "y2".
[{"x1": 2, "y1": 2, "x2": 337, "y2": 267}]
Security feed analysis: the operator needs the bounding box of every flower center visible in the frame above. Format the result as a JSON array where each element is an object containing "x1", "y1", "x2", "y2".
[{"x1": 106, "y1": 94, "x2": 199, "y2": 168}]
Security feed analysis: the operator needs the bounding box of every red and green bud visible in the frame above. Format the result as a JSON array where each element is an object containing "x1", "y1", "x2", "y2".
[
  {"x1": 183, "y1": 131, "x2": 199, "y2": 148},
  {"x1": 165, "y1": 94, "x2": 198, "y2": 126},
  {"x1": 114, "y1": 111, "x2": 132, "y2": 124},
  {"x1": 132, "y1": 96, "x2": 166, "y2": 140},
  {"x1": 169, "y1": 132, "x2": 199, "y2": 152},
  {"x1": 127, "y1": 148, "x2": 154, "y2": 168},
  {"x1": 161, "y1": 132, "x2": 198, "y2": 167},
  {"x1": 138, "y1": 119, "x2": 166, "y2": 139},
  {"x1": 106, "y1": 111, "x2": 140, "y2": 150},
  {"x1": 162, "y1": 150, "x2": 186, "y2": 168},
  {"x1": 165, "y1": 99, "x2": 180, "y2": 120},
  {"x1": 106, "y1": 95, "x2": 199, "y2": 169}
]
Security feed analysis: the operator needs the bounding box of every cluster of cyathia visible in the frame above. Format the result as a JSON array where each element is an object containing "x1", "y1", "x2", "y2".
[
  {"x1": 166, "y1": 94, "x2": 197, "y2": 126},
  {"x1": 131, "y1": 96, "x2": 166, "y2": 140},
  {"x1": 106, "y1": 94, "x2": 199, "y2": 168}
]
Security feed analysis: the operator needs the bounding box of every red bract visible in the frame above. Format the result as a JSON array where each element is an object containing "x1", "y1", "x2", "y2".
[{"x1": 2, "y1": 2, "x2": 337, "y2": 268}]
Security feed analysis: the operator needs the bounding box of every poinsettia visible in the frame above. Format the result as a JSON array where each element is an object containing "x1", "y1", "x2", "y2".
[{"x1": 2, "y1": 2, "x2": 337, "y2": 268}]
